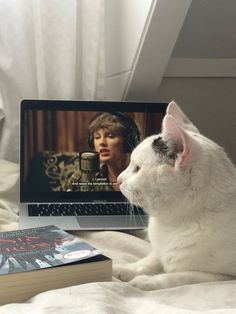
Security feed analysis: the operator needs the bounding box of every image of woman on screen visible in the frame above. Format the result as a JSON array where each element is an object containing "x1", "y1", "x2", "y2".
[{"x1": 87, "y1": 112, "x2": 140, "y2": 191}]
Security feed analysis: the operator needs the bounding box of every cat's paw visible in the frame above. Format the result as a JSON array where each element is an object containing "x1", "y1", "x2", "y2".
[
  {"x1": 129, "y1": 274, "x2": 164, "y2": 291},
  {"x1": 113, "y1": 263, "x2": 152, "y2": 282},
  {"x1": 113, "y1": 264, "x2": 138, "y2": 282}
]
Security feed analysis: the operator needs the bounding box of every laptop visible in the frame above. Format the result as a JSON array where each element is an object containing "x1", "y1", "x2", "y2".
[{"x1": 19, "y1": 100, "x2": 167, "y2": 230}]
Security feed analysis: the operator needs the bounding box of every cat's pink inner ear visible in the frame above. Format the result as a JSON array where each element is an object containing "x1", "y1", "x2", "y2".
[
  {"x1": 163, "y1": 115, "x2": 190, "y2": 168},
  {"x1": 177, "y1": 144, "x2": 189, "y2": 168}
]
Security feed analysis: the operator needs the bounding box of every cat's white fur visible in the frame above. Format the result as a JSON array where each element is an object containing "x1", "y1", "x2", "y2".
[{"x1": 113, "y1": 101, "x2": 236, "y2": 290}]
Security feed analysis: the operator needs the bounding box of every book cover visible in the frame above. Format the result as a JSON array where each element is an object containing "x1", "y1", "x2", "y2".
[{"x1": 0, "y1": 225, "x2": 101, "y2": 275}]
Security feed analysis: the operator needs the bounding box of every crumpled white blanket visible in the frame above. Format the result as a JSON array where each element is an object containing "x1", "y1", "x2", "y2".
[{"x1": 1, "y1": 160, "x2": 236, "y2": 314}]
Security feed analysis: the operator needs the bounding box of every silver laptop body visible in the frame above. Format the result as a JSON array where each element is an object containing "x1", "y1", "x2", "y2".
[{"x1": 19, "y1": 100, "x2": 166, "y2": 230}]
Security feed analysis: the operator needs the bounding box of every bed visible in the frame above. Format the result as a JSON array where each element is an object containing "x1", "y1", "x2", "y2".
[{"x1": 1, "y1": 160, "x2": 236, "y2": 313}]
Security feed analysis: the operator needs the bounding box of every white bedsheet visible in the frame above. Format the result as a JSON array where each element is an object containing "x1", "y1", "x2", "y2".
[{"x1": 0, "y1": 160, "x2": 236, "y2": 314}]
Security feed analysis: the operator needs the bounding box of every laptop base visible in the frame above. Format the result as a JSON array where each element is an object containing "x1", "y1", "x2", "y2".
[{"x1": 19, "y1": 203, "x2": 148, "y2": 231}]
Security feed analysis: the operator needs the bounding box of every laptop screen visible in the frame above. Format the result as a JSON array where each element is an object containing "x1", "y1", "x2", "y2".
[{"x1": 20, "y1": 100, "x2": 167, "y2": 202}]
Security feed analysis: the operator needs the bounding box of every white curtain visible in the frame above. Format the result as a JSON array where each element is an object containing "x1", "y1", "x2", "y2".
[{"x1": 0, "y1": 0, "x2": 105, "y2": 162}]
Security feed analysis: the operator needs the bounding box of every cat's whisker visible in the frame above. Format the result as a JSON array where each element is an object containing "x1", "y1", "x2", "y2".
[
  {"x1": 123, "y1": 199, "x2": 138, "y2": 228},
  {"x1": 123, "y1": 192, "x2": 146, "y2": 227}
]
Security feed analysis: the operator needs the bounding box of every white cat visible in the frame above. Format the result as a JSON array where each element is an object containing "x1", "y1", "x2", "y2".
[{"x1": 113, "y1": 101, "x2": 236, "y2": 290}]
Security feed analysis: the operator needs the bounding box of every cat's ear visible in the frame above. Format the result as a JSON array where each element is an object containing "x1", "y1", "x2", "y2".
[
  {"x1": 166, "y1": 100, "x2": 199, "y2": 133},
  {"x1": 162, "y1": 115, "x2": 192, "y2": 168}
]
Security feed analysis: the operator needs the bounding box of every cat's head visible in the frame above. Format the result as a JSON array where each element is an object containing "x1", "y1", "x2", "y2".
[{"x1": 118, "y1": 101, "x2": 228, "y2": 216}]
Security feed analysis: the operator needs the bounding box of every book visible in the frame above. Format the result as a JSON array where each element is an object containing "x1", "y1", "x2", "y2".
[{"x1": 0, "y1": 225, "x2": 112, "y2": 305}]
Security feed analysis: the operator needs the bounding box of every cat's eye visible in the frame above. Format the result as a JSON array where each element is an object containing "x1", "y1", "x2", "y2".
[{"x1": 134, "y1": 165, "x2": 140, "y2": 173}]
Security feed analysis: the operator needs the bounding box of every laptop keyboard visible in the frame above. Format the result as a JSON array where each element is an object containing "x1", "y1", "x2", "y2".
[{"x1": 28, "y1": 203, "x2": 145, "y2": 216}]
